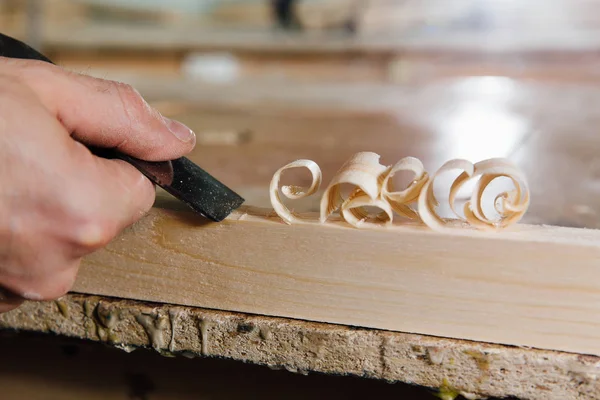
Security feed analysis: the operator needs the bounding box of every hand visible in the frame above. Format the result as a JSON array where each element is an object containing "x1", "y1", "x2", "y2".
[{"x1": 0, "y1": 58, "x2": 196, "y2": 313}]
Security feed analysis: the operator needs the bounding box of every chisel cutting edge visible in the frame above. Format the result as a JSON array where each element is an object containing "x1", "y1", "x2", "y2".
[{"x1": 0, "y1": 33, "x2": 244, "y2": 222}]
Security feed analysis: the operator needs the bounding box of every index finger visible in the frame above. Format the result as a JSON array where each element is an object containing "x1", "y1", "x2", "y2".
[{"x1": 0, "y1": 57, "x2": 196, "y2": 161}]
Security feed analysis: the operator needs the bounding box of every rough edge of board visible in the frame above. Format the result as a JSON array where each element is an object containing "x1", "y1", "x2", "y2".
[{"x1": 1, "y1": 294, "x2": 599, "y2": 400}]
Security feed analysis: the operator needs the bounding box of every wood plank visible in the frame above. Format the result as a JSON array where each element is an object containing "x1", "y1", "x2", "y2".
[{"x1": 75, "y1": 193, "x2": 600, "y2": 356}]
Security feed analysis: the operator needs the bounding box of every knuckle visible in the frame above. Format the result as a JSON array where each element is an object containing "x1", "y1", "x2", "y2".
[
  {"x1": 74, "y1": 218, "x2": 117, "y2": 251},
  {"x1": 63, "y1": 203, "x2": 118, "y2": 251},
  {"x1": 114, "y1": 82, "x2": 151, "y2": 118},
  {"x1": 60, "y1": 189, "x2": 119, "y2": 251},
  {"x1": 112, "y1": 82, "x2": 156, "y2": 152}
]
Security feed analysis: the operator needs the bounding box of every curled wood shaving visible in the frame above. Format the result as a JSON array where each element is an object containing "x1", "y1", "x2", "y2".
[
  {"x1": 269, "y1": 159, "x2": 322, "y2": 224},
  {"x1": 381, "y1": 157, "x2": 429, "y2": 220},
  {"x1": 319, "y1": 152, "x2": 389, "y2": 225},
  {"x1": 340, "y1": 190, "x2": 394, "y2": 228},
  {"x1": 270, "y1": 153, "x2": 530, "y2": 232},
  {"x1": 417, "y1": 159, "x2": 474, "y2": 231},
  {"x1": 418, "y1": 158, "x2": 530, "y2": 231}
]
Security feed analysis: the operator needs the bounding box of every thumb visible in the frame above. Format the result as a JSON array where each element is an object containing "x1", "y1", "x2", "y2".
[{"x1": 2, "y1": 58, "x2": 196, "y2": 161}]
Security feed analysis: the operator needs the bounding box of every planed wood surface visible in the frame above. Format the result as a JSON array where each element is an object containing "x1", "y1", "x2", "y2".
[{"x1": 74, "y1": 192, "x2": 600, "y2": 357}]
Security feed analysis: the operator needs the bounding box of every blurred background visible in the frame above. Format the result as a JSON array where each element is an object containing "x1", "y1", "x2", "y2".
[{"x1": 2, "y1": 1, "x2": 600, "y2": 399}]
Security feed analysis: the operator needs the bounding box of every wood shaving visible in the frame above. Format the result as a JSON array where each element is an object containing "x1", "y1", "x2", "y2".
[
  {"x1": 319, "y1": 152, "x2": 389, "y2": 225},
  {"x1": 381, "y1": 156, "x2": 429, "y2": 220},
  {"x1": 270, "y1": 153, "x2": 530, "y2": 232},
  {"x1": 418, "y1": 159, "x2": 474, "y2": 232},
  {"x1": 269, "y1": 159, "x2": 322, "y2": 224},
  {"x1": 340, "y1": 189, "x2": 395, "y2": 228}
]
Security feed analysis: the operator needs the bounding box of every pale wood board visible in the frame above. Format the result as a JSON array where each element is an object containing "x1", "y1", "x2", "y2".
[{"x1": 74, "y1": 193, "x2": 600, "y2": 357}]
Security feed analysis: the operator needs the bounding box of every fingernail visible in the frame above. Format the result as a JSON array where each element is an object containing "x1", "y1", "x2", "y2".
[
  {"x1": 22, "y1": 292, "x2": 43, "y2": 301},
  {"x1": 164, "y1": 118, "x2": 195, "y2": 143}
]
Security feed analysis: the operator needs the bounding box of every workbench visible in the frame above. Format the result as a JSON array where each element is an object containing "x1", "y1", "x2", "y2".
[{"x1": 2, "y1": 75, "x2": 600, "y2": 399}]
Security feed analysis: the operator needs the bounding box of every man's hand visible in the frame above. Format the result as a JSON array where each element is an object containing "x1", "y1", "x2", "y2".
[{"x1": 0, "y1": 58, "x2": 196, "y2": 312}]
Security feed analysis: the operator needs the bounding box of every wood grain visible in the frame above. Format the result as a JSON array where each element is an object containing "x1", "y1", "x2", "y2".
[{"x1": 75, "y1": 194, "x2": 600, "y2": 356}]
